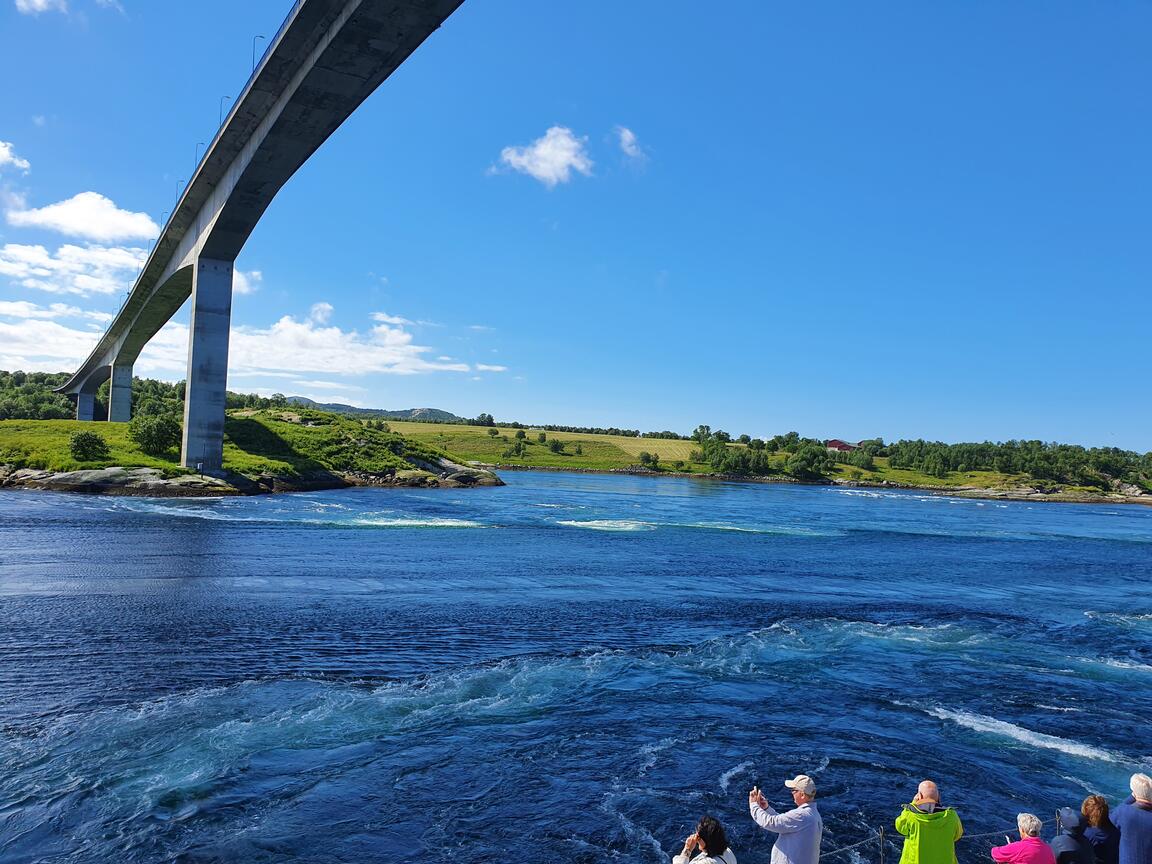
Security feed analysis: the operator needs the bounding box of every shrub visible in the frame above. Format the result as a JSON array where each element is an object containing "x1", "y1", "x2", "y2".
[
  {"x1": 70, "y1": 430, "x2": 110, "y2": 462},
  {"x1": 129, "y1": 415, "x2": 181, "y2": 456}
]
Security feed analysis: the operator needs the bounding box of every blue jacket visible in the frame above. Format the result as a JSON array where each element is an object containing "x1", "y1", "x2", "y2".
[
  {"x1": 1050, "y1": 808, "x2": 1095, "y2": 864},
  {"x1": 1113, "y1": 796, "x2": 1152, "y2": 864},
  {"x1": 1084, "y1": 825, "x2": 1119, "y2": 864}
]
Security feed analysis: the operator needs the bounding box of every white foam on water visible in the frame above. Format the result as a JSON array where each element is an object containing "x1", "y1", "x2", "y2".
[
  {"x1": 924, "y1": 706, "x2": 1129, "y2": 763},
  {"x1": 351, "y1": 517, "x2": 488, "y2": 529},
  {"x1": 556, "y1": 519, "x2": 655, "y2": 532},
  {"x1": 601, "y1": 793, "x2": 665, "y2": 860},
  {"x1": 680, "y1": 522, "x2": 842, "y2": 537},
  {"x1": 1061, "y1": 774, "x2": 1104, "y2": 794},
  {"x1": 813, "y1": 755, "x2": 831, "y2": 773},
  {"x1": 719, "y1": 760, "x2": 755, "y2": 792},
  {"x1": 1090, "y1": 657, "x2": 1152, "y2": 673},
  {"x1": 637, "y1": 737, "x2": 681, "y2": 775},
  {"x1": 1085, "y1": 611, "x2": 1152, "y2": 626},
  {"x1": 1035, "y1": 705, "x2": 1083, "y2": 713}
]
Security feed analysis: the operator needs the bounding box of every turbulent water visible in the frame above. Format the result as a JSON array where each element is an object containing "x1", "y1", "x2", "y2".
[{"x1": 0, "y1": 472, "x2": 1149, "y2": 863}]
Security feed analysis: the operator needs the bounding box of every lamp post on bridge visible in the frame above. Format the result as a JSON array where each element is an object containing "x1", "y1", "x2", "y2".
[
  {"x1": 219, "y1": 95, "x2": 232, "y2": 126},
  {"x1": 252, "y1": 34, "x2": 265, "y2": 71}
]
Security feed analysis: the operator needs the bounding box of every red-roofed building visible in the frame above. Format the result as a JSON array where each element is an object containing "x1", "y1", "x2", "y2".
[{"x1": 825, "y1": 439, "x2": 858, "y2": 453}]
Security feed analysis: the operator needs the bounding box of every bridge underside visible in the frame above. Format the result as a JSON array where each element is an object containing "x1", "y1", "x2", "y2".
[{"x1": 59, "y1": 0, "x2": 464, "y2": 472}]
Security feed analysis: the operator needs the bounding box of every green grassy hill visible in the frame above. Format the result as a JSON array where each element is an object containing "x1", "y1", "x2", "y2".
[
  {"x1": 387, "y1": 421, "x2": 708, "y2": 471},
  {"x1": 0, "y1": 410, "x2": 469, "y2": 480},
  {"x1": 382, "y1": 421, "x2": 1143, "y2": 496}
]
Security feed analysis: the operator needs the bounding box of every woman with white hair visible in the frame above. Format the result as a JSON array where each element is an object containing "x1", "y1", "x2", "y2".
[
  {"x1": 1113, "y1": 773, "x2": 1152, "y2": 864},
  {"x1": 990, "y1": 813, "x2": 1055, "y2": 864}
]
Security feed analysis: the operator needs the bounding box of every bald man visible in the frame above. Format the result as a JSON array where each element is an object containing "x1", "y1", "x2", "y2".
[{"x1": 895, "y1": 780, "x2": 964, "y2": 864}]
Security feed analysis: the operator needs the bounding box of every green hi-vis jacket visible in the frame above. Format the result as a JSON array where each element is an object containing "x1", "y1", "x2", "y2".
[{"x1": 895, "y1": 803, "x2": 965, "y2": 864}]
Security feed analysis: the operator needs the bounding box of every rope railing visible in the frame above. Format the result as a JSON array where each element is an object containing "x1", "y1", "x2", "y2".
[
  {"x1": 821, "y1": 831, "x2": 884, "y2": 859},
  {"x1": 817, "y1": 818, "x2": 1048, "y2": 860}
]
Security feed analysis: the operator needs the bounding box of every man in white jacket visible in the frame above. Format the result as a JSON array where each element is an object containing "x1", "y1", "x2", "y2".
[{"x1": 748, "y1": 774, "x2": 823, "y2": 864}]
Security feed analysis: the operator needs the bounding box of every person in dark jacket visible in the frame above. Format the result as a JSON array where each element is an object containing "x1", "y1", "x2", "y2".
[
  {"x1": 1081, "y1": 795, "x2": 1119, "y2": 864},
  {"x1": 1114, "y1": 773, "x2": 1152, "y2": 864},
  {"x1": 1050, "y1": 807, "x2": 1096, "y2": 864}
]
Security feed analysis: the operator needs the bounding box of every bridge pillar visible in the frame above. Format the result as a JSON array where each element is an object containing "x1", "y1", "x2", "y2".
[
  {"x1": 76, "y1": 392, "x2": 96, "y2": 421},
  {"x1": 181, "y1": 257, "x2": 234, "y2": 472},
  {"x1": 108, "y1": 363, "x2": 133, "y2": 422}
]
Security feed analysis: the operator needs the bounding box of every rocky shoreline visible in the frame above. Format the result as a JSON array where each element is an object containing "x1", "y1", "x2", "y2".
[
  {"x1": 0, "y1": 460, "x2": 503, "y2": 497},
  {"x1": 483, "y1": 463, "x2": 1152, "y2": 506}
]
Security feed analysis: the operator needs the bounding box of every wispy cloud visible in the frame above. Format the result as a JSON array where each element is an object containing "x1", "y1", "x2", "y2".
[
  {"x1": 290, "y1": 379, "x2": 365, "y2": 391},
  {"x1": 615, "y1": 125, "x2": 645, "y2": 162},
  {"x1": 14, "y1": 0, "x2": 67, "y2": 15},
  {"x1": 469, "y1": 324, "x2": 494, "y2": 332},
  {"x1": 0, "y1": 299, "x2": 111, "y2": 321},
  {"x1": 0, "y1": 141, "x2": 31, "y2": 174},
  {"x1": 497, "y1": 126, "x2": 593, "y2": 188},
  {"x1": 372, "y1": 311, "x2": 413, "y2": 326},
  {"x1": 233, "y1": 269, "x2": 262, "y2": 295},
  {"x1": 475, "y1": 363, "x2": 508, "y2": 373},
  {"x1": 0, "y1": 241, "x2": 145, "y2": 295},
  {"x1": 308, "y1": 301, "x2": 333, "y2": 324},
  {"x1": 7, "y1": 191, "x2": 159, "y2": 242}
]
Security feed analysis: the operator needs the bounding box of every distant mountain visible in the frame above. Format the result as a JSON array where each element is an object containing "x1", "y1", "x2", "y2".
[{"x1": 285, "y1": 397, "x2": 464, "y2": 423}]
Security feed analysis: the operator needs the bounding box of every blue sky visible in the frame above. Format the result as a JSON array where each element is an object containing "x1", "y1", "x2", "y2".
[{"x1": 1, "y1": 1, "x2": 1149, "y2": 449}]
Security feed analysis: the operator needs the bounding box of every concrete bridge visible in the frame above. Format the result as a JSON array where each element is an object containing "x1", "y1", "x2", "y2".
[{"x1": 58, "y1": 0, "x2": 464, "y2": 471}]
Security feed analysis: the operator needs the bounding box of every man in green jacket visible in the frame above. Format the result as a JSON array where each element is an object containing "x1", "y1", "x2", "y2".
[{"x1": 895, "y1": 780, "x2": 965, "y2": 864}]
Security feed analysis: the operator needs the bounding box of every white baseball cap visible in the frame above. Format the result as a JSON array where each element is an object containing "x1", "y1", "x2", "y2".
[{"x1": 785, "y1": 774, "x2": 816, "y2": 796}]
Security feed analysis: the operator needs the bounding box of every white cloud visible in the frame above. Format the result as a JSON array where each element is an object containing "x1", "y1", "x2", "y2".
[
  {"x1": 32, "y1": 115, "x2": 46, "y2": 128},
  {"x1": 7, "y1": 191, "x2": 159, "y2": 241},
  {"x1": 616, "y1": 125, "x2": 645, "y2": 161},
  {"x1": 469, "y1": 324, "x2": 493, "y2": 331},
  {"x1": 14, "y1": 0, "x2": 67, "y2": 14},
  {"x1": 0, "y1": 299, "x2": 111, "y2": 321},
  {"x1": 233, "y1": 269, "x2": 262, "y2": 295},
  {"x1": 290, "y1": 380, "x2": 365, "y2": 391},
  {"x1": 0, "y1": 141, "x2": 31, "y2": 173},
  {"x1": 498, "y1": 126, "x2": 593, "y2": 188},
  {"x1": 371, "y1": 311, "x2": 413, "y2": 326},
  {"x1": 0, "y1": 241, "x2": 145, "y2": 295},
  {"x1": 0, "y1": 305, "x2": 476, "y2": 380},
  {"x1": 309, "y1": 301, "x2": 333, "y2": 324},
  {"x1": 475, "y1": 363, "x2": 508, "y2": 372},
  {"x1": 0, "y1": 318, "x2": 101, "y2": 372}
]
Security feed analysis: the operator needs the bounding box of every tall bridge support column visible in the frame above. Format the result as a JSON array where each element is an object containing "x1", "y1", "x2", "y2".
[
  {"x1": 108, "y1": 363, "x2": 133, "y2": 422},
  {"x1": 76, "y1": 392, "x2": 96, "y2": 421},
  {"x1": 181, "y1": 257, "x2": 234, "y2": 472}
]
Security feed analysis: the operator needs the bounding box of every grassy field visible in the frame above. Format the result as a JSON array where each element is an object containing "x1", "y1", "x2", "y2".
[
  {"x1": 0, "y1": 420, "x2": 183, "y2": 474},
  {"x1": 2, "y1": 415, "x2": 1079, "y2": 493},
  {"x1": 381, "y1": 421, "x2": 1044, "y2": 489},
  {"x1": 829, "y1": 457, "x2": 1017, "y2": 489},
  {"x1": 386, "y1": 421, "x2": 709, "y2": 471},
  {"x1": 0, "y1": 412, "x2": 461, "y2": 478}
]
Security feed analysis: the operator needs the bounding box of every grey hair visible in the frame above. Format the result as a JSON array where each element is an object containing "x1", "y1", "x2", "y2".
[
  {"x1": 1132, "y1": 773, "x2": 1152, "y2": 801},
  {"x1": 1017, "y1": 813, "x2": 1043, "y2": 837}
]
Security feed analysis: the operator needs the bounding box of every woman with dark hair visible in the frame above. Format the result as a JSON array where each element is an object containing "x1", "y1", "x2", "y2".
[
  {"x1": 674, "y1": 814, "x2": 737, "y2": 864},
  {"x1": 1082, "y1": 795, "x2": 1120, "y2": 864}
]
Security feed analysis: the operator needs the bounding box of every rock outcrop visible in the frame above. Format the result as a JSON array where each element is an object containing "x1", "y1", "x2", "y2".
[{"x1": 0, "y1": 460, "x2": 502, "y2": 497}]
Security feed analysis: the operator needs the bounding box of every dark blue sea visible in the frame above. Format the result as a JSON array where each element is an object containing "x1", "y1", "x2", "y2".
[{"x1": 1, "y1": 472, "x2": 1149, "y2": 863}]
